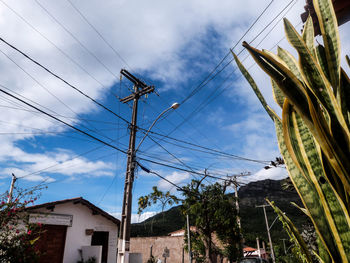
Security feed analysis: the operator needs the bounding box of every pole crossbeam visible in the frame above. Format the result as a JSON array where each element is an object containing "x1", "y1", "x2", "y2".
[{"x1": 117, "y1": 69, "x2": 155, "y2": 263}]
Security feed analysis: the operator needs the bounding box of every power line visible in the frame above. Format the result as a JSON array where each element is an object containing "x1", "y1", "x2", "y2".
[
  {"x1": 0, "y1": 36, "x2": 271, "y2": 166},
  {"x1": 0, "y1": 36, "x2": 130, "y2": 124},
  {"x1": 0, "y1": 49, "x2": 117, "y2": 142},
  {"x1": 34, "y1": 0, "x2": 118, "y2": 79},
  {"x1": 66, "y1": 0, "x2": 133, "y2": 71},
  {"x1": 180, "y1": 0, "x2": 276, "y2": 105},
  {"x1": 0, "y1": 0, "x2": 109, "y2": 89},
  {"x1": 0, "y1": 85, "x2": 127, "y2": 154},
  {"x1": 138, "y1": 157, "x2": 235, "y2": 182},
  {"x1": 167, "y1": 0, "x2": 296, "y2": 136}
]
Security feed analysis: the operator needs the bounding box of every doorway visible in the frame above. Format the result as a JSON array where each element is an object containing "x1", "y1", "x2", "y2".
[{"x1": 91, "y1": 231, "x2": 109, "y2": 263}]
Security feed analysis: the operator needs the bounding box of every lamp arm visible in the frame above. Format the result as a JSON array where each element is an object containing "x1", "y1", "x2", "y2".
[{"x1": 135, "y1": 106, "x2": 172, "y2": 152}]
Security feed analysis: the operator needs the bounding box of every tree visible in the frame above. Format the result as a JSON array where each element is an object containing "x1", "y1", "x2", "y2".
[
  {"x1": 0, "y1": 186, "x2": 43, "y2": 263},
  {"x1": 138, "y1": 176, "x2": 242, "y2": 263}
]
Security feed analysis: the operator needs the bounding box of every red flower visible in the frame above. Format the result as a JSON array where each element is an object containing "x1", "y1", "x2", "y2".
[{"x1": 27, "y1": 230, "x2": 32, "y2": 235}]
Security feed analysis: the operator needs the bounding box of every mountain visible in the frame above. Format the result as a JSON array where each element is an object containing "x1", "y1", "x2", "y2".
[{"x1": 131, "y1": 179, "x2": 309, "y2": 247}]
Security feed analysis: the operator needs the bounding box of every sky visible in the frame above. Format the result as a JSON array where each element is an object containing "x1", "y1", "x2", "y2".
[{"x1": 0, "y1": 0, "x2": 349, "y2": 223}]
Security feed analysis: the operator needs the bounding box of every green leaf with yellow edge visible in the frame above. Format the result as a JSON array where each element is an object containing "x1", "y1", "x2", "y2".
[
  {"x1": 316, "y1": 45, "x2": 331, "y2": 82},
  {"x1": 284, "y1": 18, "x2": 340, "y2": 126},
  {"x1": 340, "y1": 69, "x2": 350, "y2": 129},
  {"x1": 313, "y1": 0, "x2": 340, "y2": 92},
  {"x1": 231, "y1": 50, "x2": 279, "y2": 121},
  {"x1": 271, "y1": 79, "x2": 284, "y2": 109},
  {"x1": 242, "y1": 41, "x2": 312, "y2": 125},
  {"x1": 291, "y1": 202, "x2": 310, "y2": 217},
  {"x1": 306, "y1": 91, "x2": 350, "y2": 194},
  {"x1": 302, "y1": 15, "x2": 315, "y2": 57},
  {"x1": 277, "y1": 46, "x2": 303, "y2": 82},
  {"x1": 266, "y1": 199, "x2": 313, "y2": 262},
  {"x1": 272, "y1": 113, "x2": 335, "y2": 261},
  {"x1": 283, "y1": 102, "x2": 350, "y2": 261}
]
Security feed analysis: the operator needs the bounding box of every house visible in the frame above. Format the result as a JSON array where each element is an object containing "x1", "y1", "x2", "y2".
[{"x1": 27, "y1": 197, "x2": 120, "y2": 263}]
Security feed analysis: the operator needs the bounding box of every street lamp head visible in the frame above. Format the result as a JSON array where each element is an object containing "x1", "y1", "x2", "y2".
[{"x1": 171, "y1": 102, "x2": 180, "y2": 109}]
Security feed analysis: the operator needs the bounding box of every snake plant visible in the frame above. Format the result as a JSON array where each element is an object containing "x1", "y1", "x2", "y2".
[{"x1": 233, "y1": 0, "x2": 350, "y2": 261}]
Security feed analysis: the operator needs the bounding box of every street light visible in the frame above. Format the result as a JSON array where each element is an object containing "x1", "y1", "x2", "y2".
[
  {"x1": 135, "y1": 102, "x2": 180, "y2": 152},
  {"x1": 117, "y1": 102, "x2": 180, "y2": 263}
]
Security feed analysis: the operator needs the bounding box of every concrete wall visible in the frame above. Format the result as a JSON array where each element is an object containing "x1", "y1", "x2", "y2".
[
  {"x1": 130, "y1": 236, "x2": 189, "y2": 263},
  {"x1": 32, "y1": 202, "x2": 118, "y2": 263}
]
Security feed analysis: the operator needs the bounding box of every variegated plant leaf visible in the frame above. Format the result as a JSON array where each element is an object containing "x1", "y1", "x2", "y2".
[
  {"x1": 340, "y1": 69, "x2": 350, "y2": 129},
  {"x1": 273, "y1": 111, "x2": 335, "y2": 261},
  {"x1": 284, "y1": 18, "x2": 340, "y2": 126},
  {"x1": 242, "y1": 41, "x2": 312, "y2": 125},
  {"x1": 271, "y1": 79, "x2": 284, "y2": 108},
  {"x1": 302, "y1": 15, "x2": 315, "y2": 58},
  {"x1": 267, "y1": 199, "x2": 313, "y2": 262},
  {"x1": 313, "y1": 0, "x2": 340, "y2": 92},
  {"x1": 291, "y1": 202, "x2": 311, "y2": 217},
  {"x1": 232, "y1": 50, "x2": 279, "y2": 121},
  {"x1": 277, "y1": 46, "x2": 303, "y2": 82},
  {"x1": 316, "y1": 45, "x2": 331, "y2": 83},
  {"x1": 283, "y1": 102, "x2": 350, "y2": 261},
  {"x1": 281, "y1": 101, "x2": 344, "y2": 261}
]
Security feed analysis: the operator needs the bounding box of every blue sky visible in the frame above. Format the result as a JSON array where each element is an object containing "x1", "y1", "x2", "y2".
[{"x1": 0, "y1": 0, "x2": 349, "y2": 222}]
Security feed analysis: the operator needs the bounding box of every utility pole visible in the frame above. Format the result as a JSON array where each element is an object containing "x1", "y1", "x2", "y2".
[
  {"x1": 256, "y1": 237, "x2": 261, "y2": 258},
  {"x1": 187, "y1": 214, "x2": 192, "y2": 263},
  {"x1": 231, "y1": 175, "x2": 245, "y2": 259},
  {"x1": 117, "y1": 69, "x2": 154, "y2": 263},
  {"x1": 233, "y1": 176, "x2": 241, "y2": 228},
  {"x1": 256, "y1": 204, "x2": 275, "y2": 263},
  {"x1": 7, "y1": 173, "x2": 17, "y2": 203}
]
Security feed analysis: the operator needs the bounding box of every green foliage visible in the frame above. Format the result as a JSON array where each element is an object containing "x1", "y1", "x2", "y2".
[
  {"x1": 0, "y1": 186, "x2": 44, "y2": 263},
  {"x1": 181, "y1": 179, "x2": 242, "y2": 262},
  {"x1": 138, "y1": 186, "x2": 179, "y2": 214},
  {"x1": 233, "y1": 0, "x2": 350, "y2": 261},
  {"x1": 137, "y1": 177, "x2": 242, "y2": 262}
]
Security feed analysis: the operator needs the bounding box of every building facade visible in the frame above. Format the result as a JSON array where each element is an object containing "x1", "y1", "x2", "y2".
[{"x1": 27, "y1": 197, "x2": 120, "y2": 263}]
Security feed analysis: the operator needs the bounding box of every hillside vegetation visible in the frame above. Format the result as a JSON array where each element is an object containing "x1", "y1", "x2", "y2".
[{"x1": 131, "y1": 179, "x2": 309, "y2": 248}]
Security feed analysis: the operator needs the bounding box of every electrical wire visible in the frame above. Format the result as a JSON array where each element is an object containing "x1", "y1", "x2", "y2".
[
  {"x1": 66, "y1": 0, "x2": 133, "y2": 71},
  {"x1": 0, "y1": 0, "x2": 108, "y2": 89},
  {"x1": 0, "y1": 36, "x2": 272, "y2": 166},
  {"x1": 180, "y1": 0, "x2": 276, "y2": 105},
  {"x1": 0, "y1": 85, "x2": 127, "y2": 154},
  {"x1": 0, "y1": 36, "x2": 130, "y2": 124},
  {"x1": 34, "y1": 0, "x2": 118, "y2": 79},
  {"x1": 166, "y1": 0, "x2": 297, "y2": 137}
]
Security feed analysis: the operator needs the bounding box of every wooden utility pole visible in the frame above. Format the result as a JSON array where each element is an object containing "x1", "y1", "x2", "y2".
[
  {"x1": 117, "y1": 69, "x2": 154, "y2": 263},
  {"x1": 256, "y1": 237, "x2": 261, "y2": 258},
  {"x1": 7, "y1": 173, "x2": 17, "y2": 203},
  {"x1": 233, "y1": 176, "x2": 241, "y2": 228},
  {"x1": 256, "y1": 204, "x2": 275, "y2": 263},
  {"x1": 187, "y1": 214, "x2": 192, "y2": 263}
]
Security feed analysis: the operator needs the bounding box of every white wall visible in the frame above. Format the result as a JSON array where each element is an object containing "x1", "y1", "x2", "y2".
[{"x1": 32, "y1": 202, "x2": 118, "y2": 263}]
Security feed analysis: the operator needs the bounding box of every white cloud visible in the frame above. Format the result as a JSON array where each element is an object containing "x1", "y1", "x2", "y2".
[
  {"x1": 111, "y1": 211, "x2": 157, "y2": 223},
  {"x1": 0, "y1": 144, "x2": 114, "y2": 181},
  {"x1": 158, "y1": 171, "x2": 190, "y2": 192},
  {"x1": 240, "y1": 167, "x2": 288, "y2": 184}
]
